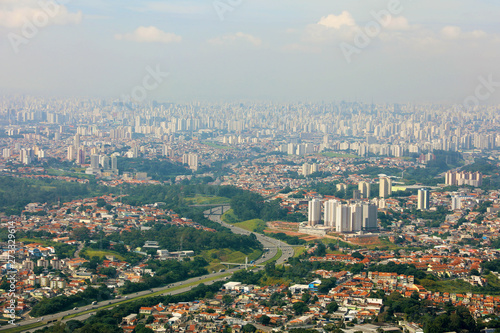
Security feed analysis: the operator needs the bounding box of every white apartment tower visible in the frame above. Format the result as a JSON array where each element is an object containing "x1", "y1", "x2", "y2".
[
  {"x1": 308, "y1": 199, "x2": 321, "y2": 226},
  {"x1": 379, "y1": 177, "x2": 392, "y2": 198}
]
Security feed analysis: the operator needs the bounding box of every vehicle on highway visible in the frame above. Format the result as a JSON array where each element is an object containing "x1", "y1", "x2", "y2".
[
  {"x1": 73, "y1": 307, "x2": 78, "y2": 310},
  {"x1": 91, "y1": 301, "x2": 97, "y2": 305}
]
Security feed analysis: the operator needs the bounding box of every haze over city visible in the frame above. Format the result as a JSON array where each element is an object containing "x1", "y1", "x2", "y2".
[{"x1": 0, "y1": 0, "x2": 499, "y2": 103}]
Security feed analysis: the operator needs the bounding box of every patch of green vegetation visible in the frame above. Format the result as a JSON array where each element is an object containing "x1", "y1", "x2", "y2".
[
  {"x1": 419, "y1": 278, "x2": 475, "y2": 294},
  {"x1": 293, "y1": 246, "x2": 306, "y2": 257},
  {"x1": 200, "y1": 248, "x2": 263, "y2": 272},
  {"x1": 202, "y1": 141, "x2": 234, "y2": 150},
  {"x1": 321, "y1": 152, "x2": 360, "y2": 159},
  {"x1": 234, "y1": 219, "x2": 267, "y2": 233},
  {"x1": 1, "y1": 320, "x2": 47, "y2": 332},
  {"x1": 81, "y1": 248, "x2": 126, "y2": 261},
  {"x1": 364, "y1": 237, "x2": 401, "y2": 250},
  {"x1": 184, "y1": 195, "x2": 230, "y2": 205},
  {"x1": 221, "y1": 209, "x2": 240, "y2": 224}
]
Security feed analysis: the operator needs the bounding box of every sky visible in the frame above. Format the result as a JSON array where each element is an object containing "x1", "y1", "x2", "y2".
[{"x1": 0, "y1": 0, "x2": 499, "y2": 105}]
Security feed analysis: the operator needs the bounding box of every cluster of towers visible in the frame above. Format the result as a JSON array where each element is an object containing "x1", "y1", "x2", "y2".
[
  {"x1": 445, "y1": 171, "x2": 482, "y2": 187},
  {"x1": 308, "y1": 199, "x2": 378, "y2": 233}
]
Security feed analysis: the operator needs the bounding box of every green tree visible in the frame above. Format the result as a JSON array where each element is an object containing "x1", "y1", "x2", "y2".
[
  {"x1": 326, "y1": 301, "x2": 339, "y2": 313},
  {"x1": 242, "y1": 323, "x2": 257, "y2": 332},
  {"x1": 293, "y1": 301, "x2": 309, "y2": 315}
]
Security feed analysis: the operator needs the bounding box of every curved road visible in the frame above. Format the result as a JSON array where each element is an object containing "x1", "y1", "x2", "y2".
[
  {"x1": 204, "y1": 206, "x2": 295, "y2": 265},
  {"x1": 3, "y1": 206, "x2": 293, "y2": 332}
]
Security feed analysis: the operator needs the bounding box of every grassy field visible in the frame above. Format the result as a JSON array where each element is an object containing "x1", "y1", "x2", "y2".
[
  {"x1": 293, "y1": 246, "x2": 306, "y2": 257},
  {"x1": 321, "y1": 152, "x2": 360, "y2": 159},
  {"x1": 19, "y1": 238, "x2": 54, "y2": 246},
  {"x1": 221, "y1": 209, "x2": 240, "y2": 224},
  {"x1": 419, "y1": 278, "x2": 475, "y2": 294},
  {"x1": 184, "y1": 195, "x2": 230, "y2": 205},
  {"x1": 200, "y1": 248, "x2": 263, "y2": 272},
  {"x1": 82, "y1": 248, "x2": 126, "y2": 261},
  {"x1": 233, "y1": 219, "x2": 266, "y2": 232},
  {"x1": 363, "y1": 238, "x2": 401, "y2": 250}
]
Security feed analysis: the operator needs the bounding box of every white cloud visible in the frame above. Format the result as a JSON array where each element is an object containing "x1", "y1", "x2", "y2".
[
  {"x1": 0, "y1": 0, "x2": 82, "y2": 28},
  {"x1": 115, "y1": 26, "x2": 182, "y2": 43},
  {"x1": 317, "y1": 11, "x2": 356, "y2": 30},
  {"x1": 441, "y1": 26, "x2": 487, "y2": 40},
  {"x1": 385, "y1": 16, "x2": 411, "y2": 31},
  {"x1": 134, "y1": 2, "x2": 207, "y2": 14},
  {"x1": 208, "y1": 32, "x2": 262, "y2": 47}
]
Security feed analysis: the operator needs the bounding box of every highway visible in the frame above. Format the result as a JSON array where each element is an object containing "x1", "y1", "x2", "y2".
[
  {"x1": 2, "y1": 206, "x2": 293, "y2": 332},
  {"x1": 204, "y1": 206, "x2": 295, "y2": 266}
]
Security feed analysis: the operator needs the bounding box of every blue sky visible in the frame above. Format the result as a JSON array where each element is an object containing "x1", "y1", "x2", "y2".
[{"x1": 0, "y1": 0, "x2": 499, "y2": 104}]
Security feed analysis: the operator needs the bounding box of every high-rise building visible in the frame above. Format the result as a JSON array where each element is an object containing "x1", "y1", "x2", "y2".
[
  {"x1": 76, "y1": 148, "x2": 85, "y2": 165},
  {"x1": 362, "y1": 203, "x2": 378, "y2": 230},
  {"x1": 67, "y1": 146, "x2": 75, "y2": 161},
  {"x1": 445, "y1": 171, "x2": 482, "y2": 187},
  {"x1": 451, "y1": 196, "x2": 462, "y2": 210},
  {"x1": 335, "y1": 204, "x2": 350, "y2": 232},
  {"x1": 183, "y1": 153, "x2": 199, "y2": 171},
  {"x1": 352, "y1": 190, "x2": 361, "y2": 200},
  {"x1": 417, "y1": 188, "x2": 430, "y2": 210},
  {"x1": 324, "y1": 199, "x2": 339, "y2": 227},
  {"x1": 379, "y1": 177, "x2": 392, "y2": 198},
  {"x1": 74, "y1": 134, "x2": 80, "y2": 149},
  {"x1": 308, "y1": 199, "x2": 321, "y2": 226},
  {"x1": 358, "y1": 181, "x2": 371, "y2": 198},
  {"x1": 111, "y1": 155, "x2": 118, "y2": 173},
  {"x1": 102, "y1": 155, "x2": 111, "y2": 170},
  {"x1": 90, "y1": 154, "x2": 99, "y2": 169},
  {"x1": 2, "y1": 148, "x2": 11, "y2": 158},
  {"x1": 350, "y1": 203, "x2": 362, "y2": 232},
  {"x1": 302, "y1": 163, "x2": 311, "y2": 176}
]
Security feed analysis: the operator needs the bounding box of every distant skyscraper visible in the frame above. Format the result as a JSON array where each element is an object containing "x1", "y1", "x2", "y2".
[
  {"x1": 352, "y1": 190, "x2": 361, "y2": 200},
  {"x1": 451, "y1": 196, "x2": 462, "y2": 210},
  {"x1": 379, "y1": 177, "x2": 392, "y2": 198},
  {"x1": 74, "y1": 134, "x2": 80, "y2": 149},
  {"x1": 324, "y1": 199, "x2": 339, "y2": 227},
  {"x1": 418, "y1": 188, "x2": 430, "y2": 210},
  {"x1": 362, "y1": 203, "x2": 378, "y2": 231},
  {"x1": 335, "y1": 204, "x2": 350, "y2": 232},
  {"x1": 350, "y1": 203, "x2": 362, "y2": 232},
  {"x1": 76, "y1": 148, "x2": 85, "y2": 165},
  {"x1": 302, "y1": 163, "x2": 311, "y2": 176},
  {"x1": 358, "y1": 181, "x2": 371, "y2": 199},
  {"x1": 67, "y1": 146, "x2": 75, "y2": 161},
  {"x1": 102, "y1": 155, "x2": 110, "y2": 170},
  {"x1": 308, "y1": 199, "x2": 321, "y2": 226},
  {"x1": 183, "y1": 153, "x2": 198, "y2": 171},
  {"x1": 90, "y1": 154, "x2": 99, "y2": 169},
  {"x1": 111, "y1": 155, "x2": 118, "y2": 173}
]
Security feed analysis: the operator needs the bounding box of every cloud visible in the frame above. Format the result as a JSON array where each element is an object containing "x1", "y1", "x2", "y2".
[
  {"x1": 0, "y1": 0, "x2": 82, "y2": 29},
  {"x1": 133, "y1": 2, "x2": 207, "y2": 14},
  {"x1": 317, "y1": 11, "x2": 356, "y2": 30},
  {"x1": 441, "y1": 26, "x2": 487, "y2": 40},
  {"x1": 207, "y1": 32, "x2": 262, "y2": 47},
  {"x1": 115, "y1": 26, "x2": 182, "y2": 43}
]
